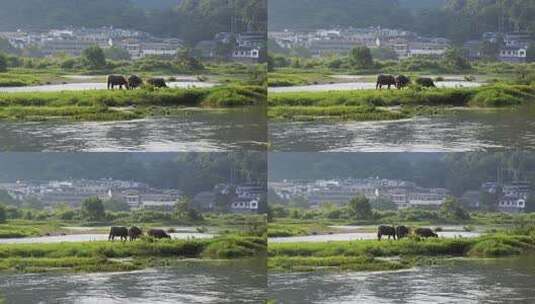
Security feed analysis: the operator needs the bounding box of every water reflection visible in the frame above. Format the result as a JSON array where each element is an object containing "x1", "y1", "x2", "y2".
[
  {"x1": 269, "y1": 256, "x2": 535, "y2": 303},
  {"x1": 0, "y1": 107, "x2": 267, "y2": 152},
  {"x1": 0, "y1": 259, "x2": 267, "y2": 304},
  {"x1": 270, "y1": 107, "x2": 535, "y2": 152}
]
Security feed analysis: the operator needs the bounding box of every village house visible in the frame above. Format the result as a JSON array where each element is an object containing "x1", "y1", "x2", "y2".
[{"x1": 499, "y1": 45, "x2": 528, "y2": 63}]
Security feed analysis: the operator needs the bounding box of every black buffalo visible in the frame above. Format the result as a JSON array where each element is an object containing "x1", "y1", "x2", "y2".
[
  {"x1": 376, "y1": 74, "x2": 397, "y2": 90},
  {"x1": 378, "y1": 225, "x2": 396, "y2": 240},
  {"x1": 147, "y1": 78, "x2": 167, "y2": 88},
  {"x1": 395, "y1": 225, "x2": 410, "y2": 239},
  {"x1": 415, "y1": 77, "x2": 436, "y2": 88},
  {"x1": 148, "y1": 229, "x2": 171, "y2": 239},
  {"x1": 128, "y1": 226, "x2": 143, "y2": 241},
  {"x1": 109, "y1": 226, "x2": 128, "y2": 241},
  {"x1": 395, "y1": 75, "x2": 410, "y2": 89},
  {"x1": 107, "y1": 75, "x2": 129, "y2": 90},
  {"x1": 415, "y1": 228, "x2": 439, "y2": 238},
  {"x1": 128, "y1": 75, "x2": 143, "y2": 89}
]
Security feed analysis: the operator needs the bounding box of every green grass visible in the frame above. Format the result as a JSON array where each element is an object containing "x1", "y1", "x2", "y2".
[
  {"x1": 268, "y1": 84, "x2": 535, "y2": 121},
  {"x1": 0, "y1": 85, "x2": 265, "y2": 121},
  {"x1": 0, "y1": 221, "x2": 64, "y2": 238},
  {"x1": 0, "y1": 235, "x2": 266, "y2": 273},
  {"x1": 268, "y1": 71, "x2": 335, "y2": 87},
  {"x1": 268, "y1": 233, "x2": 535, "y2": 272}
]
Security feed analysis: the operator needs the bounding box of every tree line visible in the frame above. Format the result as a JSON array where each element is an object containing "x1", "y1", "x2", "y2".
[
  {"x1": 269, "y1": 0, "x2": 535, "y2": 44},
  {"x1": 0, "y1": 0, "x2": 267, "y2": 45},
  {"x1": 269, "y1": 153, "x2": 535, "y2": 196}
]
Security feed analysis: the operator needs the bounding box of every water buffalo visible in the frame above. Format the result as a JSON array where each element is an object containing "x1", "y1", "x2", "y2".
[
  {"x1": 378, "y1": 225, "x2": 396, "y2": 240},
  {"x1": 128, "y1": 75, "x2": 143, "y2": 89},
  {"x1": 395, "y1": 225, "x2": 410, "y2": 239},
  {"x1": 148, "y1": 229, "x2": 171, "y2": 239},
  {"x1": 147, "y1": 78, "x2": 167, "y2": 88},
  {"x1": 376, "y1": 74, "x2": 397, "y2": 90},
  {"x1": 107, "y1": 75, "x2": 129, "y2": 90},
  {"x1": 415, "y1": 228, "x2": 439, "y2": 238},
  {"x1": 109, "y1": 226, "x2": 128, "y2": 241},
  {"x1": 416, "y1": 77, "x2": 436, "y2": 88},
  {"x1": 128, "y1": 226, "x2": 143, "y2": 241},
  {"x1": 395, "y1": 75, "x2": 410, "y2": 89}
]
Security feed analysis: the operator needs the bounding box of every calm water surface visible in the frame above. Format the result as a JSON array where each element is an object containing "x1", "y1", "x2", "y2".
[
  {"x1": 0, "y1": 107, "x2": 266, "y2": 151},
  {"x1": 269, "y1": 256, "x2": 535, "y2": 303},
  {"x1": 0, "y1": 232, "x2": 213, "y2": 244},
  {"x1": 270, "y1": 107, "x2": 535, "y2": 152},
  {"x1": 269, "y1": 231, "x2": 480, "y2": 243},
  {"x1": 0, "y1": 81, "x2": 215, "y2": 93},
  {"x1": 0, "y1": 259, "x2": 267, "y2": 304},
  {"x1": 268, "y1": 81, "x2": 481, "y2": 93}
]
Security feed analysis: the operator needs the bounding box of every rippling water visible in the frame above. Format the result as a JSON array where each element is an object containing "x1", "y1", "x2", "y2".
[
  {"x1": 270, "y1": 108, "x2": 535, "y2": 152},
  {"x1": 0, "y1": 108, "x2": 266, "y2": 151},
  {"x1": 0, "y1": 259, "x2": 267, "y2": 304},
  {"x1": 269, "y1": 256, "x2": 535, "y2": 303}
]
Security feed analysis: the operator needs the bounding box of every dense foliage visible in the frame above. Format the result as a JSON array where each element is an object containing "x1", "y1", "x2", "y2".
[
  {"x1": 269, "y1": 0, "x2": 535, "y2": 43},
  {"x1": 269, "y1": 152, "x2": 535, "y2": 196},
  {"x1": 0, "y1": 0, "x2": 267, "y2": 45},
  {"x1": 0, "y1": 153, "x2": 266, "y2": 196}
]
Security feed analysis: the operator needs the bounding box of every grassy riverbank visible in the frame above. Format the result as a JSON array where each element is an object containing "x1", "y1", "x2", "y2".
[
  {"x1": 0, "y1": 85, "x2": 265, "y2": 121},
  {"x1": 268, "y1": 84, "x2": 535, "y2": 121},
  {"x1": 268, "y1": 233, "x2": 535, "y2": 272},
  {"x1": 0, "y1": 234, "x2": 266, "y2": 273}
]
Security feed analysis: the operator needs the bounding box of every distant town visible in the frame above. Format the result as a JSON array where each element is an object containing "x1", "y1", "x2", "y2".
[
  {"x1": 0, "y1": 178, "x2": 265, "y2": 213},
  {"x1": 269, "y1": 26, "x2": 532, "y2": 62},
  {"x1": 0, "y1": 26, "x2": 266, "y2": 62},
  {"x1": 270, "y1": 177, "x2": 530, "y2": 213}
]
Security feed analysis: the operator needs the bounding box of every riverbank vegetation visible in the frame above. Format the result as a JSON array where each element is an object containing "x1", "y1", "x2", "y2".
[
  {"x1": 268, "y1": 84, "x2": 535, "y2": 121},
  {"x1": 0, "y1": 234, "x2": 266, "y2": 273},
  {"x1": 269, "y1": 231, "x2": 535, "y2": 272},
  {"x1": 0, "y1": 84, "x2": 265, "y2": 121}
]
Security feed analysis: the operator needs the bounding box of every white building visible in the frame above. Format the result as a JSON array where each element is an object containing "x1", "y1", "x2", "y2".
[
  {"x1": 499, "y1": 46, "x2": 528, "y2": 63},
  {"x1": 230, "y1": 198, "x2": 259, "y2": 212}
]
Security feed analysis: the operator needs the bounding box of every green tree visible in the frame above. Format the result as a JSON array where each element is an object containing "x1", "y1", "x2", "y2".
[
  {"x1": 174, "y1": 197, "x2": 202, "y2": 221},
  {"x1": 443, "y1": 47, "x2": 471, "y2": 71},
  {"x1": 440, "y1": 197, "x2": 470, "y2": 221},
  {"x1": 104, "y1": 46, "x2": 131, "y2": 61},
  {"x1": 103, "y1": 198, "x2": 130, "y2": 212},
  {"x1": 82, "y1": 45, "x2": 106, "y2": 69},
  {"x1": 176, "y1": 47, "x2": 204, "y2": 71},
  {"x1": 524, "y1": 195, "x2": 535, "y2": 213},
  {"x1": 0, "y1": 53, "x2": 7, "y2": 72},
  {"x1": 0, "y1": 204, "x2": 6, "y2": 223},
  {"x1": 480, "y1": 41, "x2": 500, "y2": 61},
  {"x1": 371, "y1": 197, "x2": 398, "y2": 211},
  {"x1": 80, "y1": 197, "x2": 106, "y2": 221},
  {"x1": 527, "y1": 43, "x2": 535, "y2": 63},
  {"x1": 348, "y1": 195, "x2": 373, "y2": 220},
  {"x1": 350, "y1": 46, "x2": 374, "y2": 69}
]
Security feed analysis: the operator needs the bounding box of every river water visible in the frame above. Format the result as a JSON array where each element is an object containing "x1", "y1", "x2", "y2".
[
  {"x1": 0, "y1": 107, "x2": 267, "y2": 151},
  {"x1": 268, "y1": 80, "x2": 481, "y2": 93},
  {"x1": 269, "y1": 230, "x2": 480, "y2": 243},
  {"x1": 0, "y1": 232, "x2": 214, "y2": 244},
  {"x1": 269, "y1": 256, "x2": 535, "y2": 303},
  {"x1": 0, "y1": 81, "x2": 215, "y2": 93},
  {"x1": 0, "y1": 259, "x2": 267, "y2": 304},
  {"x1": 270, "y1": 107, "x2": 535, "y2": 152}
]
